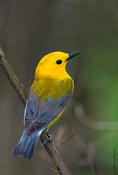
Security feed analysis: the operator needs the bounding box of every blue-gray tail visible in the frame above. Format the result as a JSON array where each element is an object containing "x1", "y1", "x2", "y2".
[{"x1": 13, "y1": 130, "x2": 42, "y2": 159}]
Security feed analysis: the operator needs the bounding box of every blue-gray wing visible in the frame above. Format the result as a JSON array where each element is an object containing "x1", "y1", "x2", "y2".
[{"x1": 24, "y1": 92, "x2": 72, "y2": 135}]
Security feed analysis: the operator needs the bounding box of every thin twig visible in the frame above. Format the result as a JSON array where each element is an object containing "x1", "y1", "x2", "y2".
[
  {"x1": 52, "y1": 167, "x2": 59, "y2": 175},
  {"x1": 0, "y1": 47, "x2": 71, "y2": 175},
  {"x1": 55, "y1": 126, "x2": 66, "y2": 145},
  {"x1": 57, "y1": 132, "x2": 75, "y2": 147}
]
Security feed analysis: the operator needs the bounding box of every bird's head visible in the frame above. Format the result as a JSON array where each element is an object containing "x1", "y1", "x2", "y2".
[{"x1": 35, "y1": 51, "x2": 82, "y2": 78}]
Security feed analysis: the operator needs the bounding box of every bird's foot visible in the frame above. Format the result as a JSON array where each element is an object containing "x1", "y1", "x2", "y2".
[{"x1": 41, "y1": 134, "x2": 52, "y2": 147}]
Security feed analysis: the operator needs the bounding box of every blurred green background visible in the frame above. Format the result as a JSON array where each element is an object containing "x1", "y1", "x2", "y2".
[{"x1": 0, "y1": 0, "x2": 118, "y2": 174}]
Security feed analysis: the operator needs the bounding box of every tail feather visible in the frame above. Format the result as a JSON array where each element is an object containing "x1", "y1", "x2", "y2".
[
  {"x1": 13, "y1": 130, "x2": 42, "y2": 159},
  {"x1": 23, "y1": 140, "x2": 35, "y2": 159}
]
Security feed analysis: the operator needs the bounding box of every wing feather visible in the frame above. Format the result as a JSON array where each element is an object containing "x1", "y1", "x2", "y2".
[
  {"x1": 24, "y1": 92, "x2": 72, "y2": 135},
  {"x1": 24, "y1": 78, "x2": 73, "y2": 135}
]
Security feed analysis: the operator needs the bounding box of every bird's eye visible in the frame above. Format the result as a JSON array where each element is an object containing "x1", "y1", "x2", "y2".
[{"x1": 56, "y1": 60, "x2": 62, "y2": 64}]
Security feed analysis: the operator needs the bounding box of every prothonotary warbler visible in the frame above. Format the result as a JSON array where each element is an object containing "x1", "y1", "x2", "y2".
[{"x1": 13, "y1": 51, "x2": 82, "y2": 159}]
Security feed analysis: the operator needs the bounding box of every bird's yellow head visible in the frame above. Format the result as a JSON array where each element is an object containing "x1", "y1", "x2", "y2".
[{"x1": 35, "y1": 51, "x2": 82, "y2": 79}]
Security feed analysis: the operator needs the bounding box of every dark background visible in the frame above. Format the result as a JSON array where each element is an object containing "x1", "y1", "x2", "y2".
[{"x1": 0, "y1": 0, "x2": 118, "y2": 175}]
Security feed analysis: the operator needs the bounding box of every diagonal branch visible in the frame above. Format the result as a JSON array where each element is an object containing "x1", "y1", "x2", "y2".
[
  {"x1": 0, "y1": 48, "x2": 27, "y2": 105},
  {"x1": 0, "y1": 47, "x2": 70, "y2": 175}
]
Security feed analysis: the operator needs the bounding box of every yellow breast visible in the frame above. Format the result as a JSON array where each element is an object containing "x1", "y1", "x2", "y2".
[{"x1": 31, "y1": 75, "x2": 74, "y2": 100}]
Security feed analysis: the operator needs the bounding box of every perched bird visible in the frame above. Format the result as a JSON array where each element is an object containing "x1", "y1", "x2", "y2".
[{"x1": 13, "y1": 51, "x2": 82, "y2": 159}]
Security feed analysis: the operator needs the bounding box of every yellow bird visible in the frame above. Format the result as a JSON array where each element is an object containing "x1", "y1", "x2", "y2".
[{"x1": 13, "y1": 51, "x2": 82, "y2": 159}]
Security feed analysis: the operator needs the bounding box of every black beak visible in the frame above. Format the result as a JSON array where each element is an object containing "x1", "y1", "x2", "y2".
[{"x1": 66, "y1": 51, "x2": 82, "y2": 61}]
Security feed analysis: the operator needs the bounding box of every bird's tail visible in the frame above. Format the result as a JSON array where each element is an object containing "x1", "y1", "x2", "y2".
[{"x1": 13, "y1": 130, "x2": 42, "y2": 159}]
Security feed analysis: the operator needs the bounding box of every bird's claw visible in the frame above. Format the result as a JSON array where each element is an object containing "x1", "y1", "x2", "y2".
[{"x1": 41, "y1": 135, "x2": 52, "y2": 147}]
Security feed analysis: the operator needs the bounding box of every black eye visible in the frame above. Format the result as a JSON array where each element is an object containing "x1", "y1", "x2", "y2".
[{"x1": 56, "y1": 60, "x2": 62, "y2": 64}]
